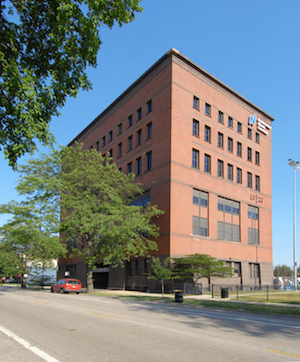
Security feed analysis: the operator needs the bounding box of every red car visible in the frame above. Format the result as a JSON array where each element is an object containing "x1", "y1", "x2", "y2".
[{"x1": 51, "y1": 278, "x2": 82, "y2": 294}]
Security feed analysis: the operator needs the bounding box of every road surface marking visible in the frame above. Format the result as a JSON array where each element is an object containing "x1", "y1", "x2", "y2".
[
  {"x1": 34, "y1": 301, "x2": 49, "y2": 305},
  {"x1": 0, "y1": 324, "x2": 60, "y2": 362},
  {"x1": 89, "y1": 311, "x2": 122, "y2": 319},
  {"x1": 268, "y1": 349, "x2": 300, "y2": 358}
]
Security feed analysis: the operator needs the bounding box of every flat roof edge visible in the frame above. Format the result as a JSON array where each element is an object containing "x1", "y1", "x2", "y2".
[{"x1": 68, "y1": 48, "x2": 274, "y2": 146}]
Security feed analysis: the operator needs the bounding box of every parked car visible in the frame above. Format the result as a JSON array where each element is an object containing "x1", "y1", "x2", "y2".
[{"x1": 51, "y1": 278, "x2": 82, "y2": 294}]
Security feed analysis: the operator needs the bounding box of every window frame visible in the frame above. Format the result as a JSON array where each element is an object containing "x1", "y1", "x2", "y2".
[
  {"x1": 218, "y1": 132, "x2": 224, "y2": 148},
  {"x1": 193, "y1": 119, "x2": 199, "y2": 137},
  {"x1": 205, "y1": 103, "x2": 211, "y2": 116},
  {"x1": 204, "y1": 154, "x2": 211, "y2": 173},
  {"x1": 192, "y1": 149, "x2": 199, "y2": 169},
  {"x1": 193, "y1": 96, "x2": 199, "y2": 110},
  {"x1": 204, "y1": 125, "x2": 211, "y2": 143}
]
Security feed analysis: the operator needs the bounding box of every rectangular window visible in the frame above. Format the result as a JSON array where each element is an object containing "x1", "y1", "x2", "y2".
[
  {"x1": 147, "y1": 99, "x2": 152, "y2": 113},
  {"x1": 205, "y1": 125, "x2": 211, "y2": 142},
  {"x1": 218, "y1": 160, "x2": 224, "y2": 178},
  {"x1": 109, "y1": 149, "x2": 113, "y2": 157},
  {"x1": 127, "y1": 162, "x2": 132, "y2": 174},
  {"x1": 237, "y1": 122, "x2": 242, "y2": 134},
  {"x1": 109, "y1": 130, "x2": 113, "y2": 142},
  {"x1": 233, "y1": 262, "x2": 241, "y2": 277},
  {"x1": 218, "y1": 197, "x2": 240, "y2": 215},
  {"x1": 255, "y1": 175, "x2": 260, "y2": 191},
  {"x1": 205, "y1": 103, "x2": 211, "y2": 116},
  {"x1": 248, "y1": 205, "x2": 259, "y2": 220},
  {"x1": 146, "y1": 151, "x2": 152, "y2": 171},
  {"x1": 255, "y1": 132, "x2": 260, "y2": 143},
  {"x1": 228, "y1": 164, "x2": 233, "y2": 181},
  {"x1": 248, "y1": 128, "x2": 252, "y2": 139},
  {"x1": 118, "y1": 123, "x2": 122, "y2": 135},
  {"x1": 248, "y1": 228, "x2": 259, "y2": 245},
  {"x1": 218, "y1": 111, "x2": 224, "y2": 124},
  {"x1": 193, "y1": 119, "x2": 199, "y2": 137},
  {"x1": 128, "y1": 115, "x2": 133, "y2": 127},
  {"x1": 228, "y1": 137, "x2": 233, "y2": 153},
  {"x1": 193, "y1": 189, "x2": 208, "y2": 207},
  {"x1": 204, "y1": 154, "x2": 211, "y2": 173},
  {"x1": 247, "y1": 147, "x2": 252, "y2": 162},
  {"x1": 118, "y1": 143, "x2": 122, "y2": 157},
  {"x1": 128, "y1": 135, "x2": 133, "y2": 151},
  {"x1": 96, "y1": 141, "x2": 99, "y2": 151},
  {"x1": 247, "y1": 172, "x2": 252, "y2": 188},
  {"x1": 255, "y1": 151, "x2": 260, "y2": 166},
  {"x1": 102, "y1": 136, "x2": 106, "y2": 147},
  {"x1": 228, "y1": 116, "x2": 233, "y2": 128},
  {"x1": 218, "y1": 132, "x2": 223, "y2": 148},
  {"x1": 147, "y1": 122, "x2": 152, "y2": 139},
  {"x1": 137, "y1": 129, "x2": 142, "y2": 145},
  {"x1": 217, "y1": 197, "x2": 240, "y2": 242},
  {"x1": 136, "y1": 157, "x2": 142, "y2": 175},
  {"x1": 192, "y1": 149, "x2": 199, "y2": 169},
  {"x1": 218, "y1": 222, "x2": 240, "y2": 242},
  {"x1": 237, "y1": 167, "x2": 242, "y2": 184},
  {"x1": 193, "y1": 216, "x2": 208, "y2": 236},
  {"x1": 237, "y1": 142, "x2": 242, "y2": 157},
  {"x1": 137, "y1": 108, "x2": 142, "y2": 120},
  {"x1": 193, "y1": 96, "x2": 199, "y2": 110}
]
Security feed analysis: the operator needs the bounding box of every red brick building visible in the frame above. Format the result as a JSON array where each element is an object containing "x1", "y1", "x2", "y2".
[{"x1": 59, "y1": 48, "x2": 274, "y2": 290}]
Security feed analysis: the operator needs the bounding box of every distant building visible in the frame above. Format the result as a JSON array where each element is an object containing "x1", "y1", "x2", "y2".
[{"x1": 58, "y1": 48, "x2": 274, "y2": 290}]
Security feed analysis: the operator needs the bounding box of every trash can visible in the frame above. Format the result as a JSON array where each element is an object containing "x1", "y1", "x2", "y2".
[
  {"x1": 220, "y1": 287, "x2": 228, "y2": 298},
  {"x1": 174, "y1": 290, "x2": 183, "y2": 302}
]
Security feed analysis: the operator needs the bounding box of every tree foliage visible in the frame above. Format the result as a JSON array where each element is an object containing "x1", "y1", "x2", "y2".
[
  {"x1": 0, "y1": 149, "x2": 65, "y2": 285},
  {"x1": 60, "y1": 143, "x2": 164, "y2": 293},
  {"x1": 0, "y1": 0, "x2": 142, "y2": 167},
  {"x1": 148, "y1": 257, "x2": 172, "y2": 297},
  {"x1": 0, "y1": 144, "x2": 164, "y2": 292},
  {"x1": 273, "y1": 264, "x2": 293, "y2": 277},
  {"x1": 172, "y1": 254, "x2": 233, "y2": 285}
]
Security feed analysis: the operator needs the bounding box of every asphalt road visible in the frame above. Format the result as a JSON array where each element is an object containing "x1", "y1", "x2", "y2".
[{"x1": 0, "y1": 286, "x2": 300, "y2": 362}]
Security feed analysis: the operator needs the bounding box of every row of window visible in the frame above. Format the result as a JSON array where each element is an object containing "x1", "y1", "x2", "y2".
[
  {"x1": 105, "y1": 122, "x2": 152, "y2": 159},
  {"x1": 193, "y1": 120, "x2": 260, "y2": 164},
  {"x1": 127, "y1": 258, "x2": 260, "y2": 279},
  {"x1": 193, "y1": 96, "x2": 260, "y2": 143},
  {"x1": 91, "y1": 99, "x2": 152, "y2": 150},
  {"x1": 124, "y1": 151, "x2": 152, "y2": 176},
  {"x1": 192, "y1": 149, "x2": 260, "y2": 190},
  {"x1": 193, "y1": 191, "x2": 259, "y2": 244}
]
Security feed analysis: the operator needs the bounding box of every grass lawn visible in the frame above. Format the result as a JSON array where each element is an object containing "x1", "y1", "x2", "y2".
[{"x1": 90, "y1": 291, "x2": 300, "y2": 316}]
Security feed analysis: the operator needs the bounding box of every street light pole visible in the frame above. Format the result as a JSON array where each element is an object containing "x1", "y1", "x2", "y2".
[{"x1": 288, "y1": 159, "x2": 299, "y2": 291}]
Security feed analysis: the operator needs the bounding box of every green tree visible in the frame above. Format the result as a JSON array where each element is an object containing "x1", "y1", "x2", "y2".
[
  {"x1": 148, "y1": 257, "x2": 172, "y2": 297},
  {"x1": 0, "y1": 150, "x2": 66, "y2": 287},
  {"x1": 172, "y1": 254, "x2": 232, "y2": 285},
  {"x1": 273, "y1": 264, "x2": 293, "y2": 277},
  {"x1": 0, "y1": 203, "x2": 66, "y2": 287},
  {"x1": 0, "y1": 0, "x2": 142, "y2": 167},
  {"x1": 60, "y1": 143, "x2": 164, "y2": 293}
]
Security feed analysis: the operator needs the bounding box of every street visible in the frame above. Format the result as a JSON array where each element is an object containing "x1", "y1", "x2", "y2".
[{"x1": 0, "y1": 286, "x2": 300, "y2": 361}]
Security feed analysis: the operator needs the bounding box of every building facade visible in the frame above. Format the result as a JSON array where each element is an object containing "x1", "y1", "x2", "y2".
[{"x1": 58, "y1": 48, "x2": 274, "y2": 290}]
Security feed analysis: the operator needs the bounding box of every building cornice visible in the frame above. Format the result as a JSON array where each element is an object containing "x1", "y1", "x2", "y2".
[{"x1": 68, "y1": 48, "x2": 274, "y2": 146}]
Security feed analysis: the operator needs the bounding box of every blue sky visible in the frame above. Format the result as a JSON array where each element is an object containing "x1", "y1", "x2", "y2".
[{"x1": 1, "y1": 0, "x2": 299, "y2": 268}]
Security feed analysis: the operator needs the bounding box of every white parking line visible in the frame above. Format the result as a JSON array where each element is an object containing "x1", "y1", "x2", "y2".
[{"x1": 0, "y1": 324, "x2": 60, "y2": 362}]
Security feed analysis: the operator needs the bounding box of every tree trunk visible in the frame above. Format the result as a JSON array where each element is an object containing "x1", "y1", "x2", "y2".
[
  {"x1": 86, "y1": 268, "x2": 94, "y2": 293},
  {"x1": 21, "y1": 275, "x2": 27, "y2": 288},
  {"x1": 161, "y1": 279, "x2": 164, "y2": 297}
]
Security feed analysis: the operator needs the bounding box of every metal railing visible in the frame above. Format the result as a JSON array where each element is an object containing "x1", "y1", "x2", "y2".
[{"x1": 171, "y1": 283, "x2": 300, "y2": 303}]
